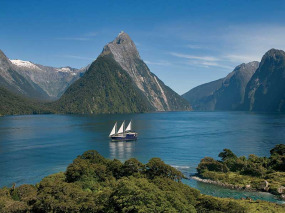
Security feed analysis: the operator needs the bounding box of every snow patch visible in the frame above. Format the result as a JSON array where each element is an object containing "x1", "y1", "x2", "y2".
[
  {"x1": 10, "y1": 59, "x2": 42, "y2": 70},
  {"x1": 56, "y1": 67, "x2": 71, "y2": 72}
]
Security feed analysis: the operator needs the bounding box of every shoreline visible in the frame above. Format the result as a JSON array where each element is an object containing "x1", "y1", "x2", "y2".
[{"x1": 190, "y1": 175, "x2": 285, "y2": 202}]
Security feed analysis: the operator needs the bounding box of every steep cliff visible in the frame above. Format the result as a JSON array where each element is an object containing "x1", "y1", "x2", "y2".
[
  {"x1": 183, "y1": 62, "x2": 259, "y2": 110},
  {"x1": 243, "y1": 49, "x2": 285, "y2": 112}
]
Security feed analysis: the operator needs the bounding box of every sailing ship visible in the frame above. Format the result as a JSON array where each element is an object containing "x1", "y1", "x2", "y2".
[{"x1": 109, "y1": 120, "x2": 138, "y2": 141}]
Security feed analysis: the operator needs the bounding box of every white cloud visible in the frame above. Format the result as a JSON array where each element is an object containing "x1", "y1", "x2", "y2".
[
  {"x1": 223, "y1": 54, "x2": 260, "y2": 63},
  {"x1": 185, "y1": 60, "x2": 233, "y2": 70},
  {"x1": 170, "y1": 52, "x2": 219, "y2": 62},
  {"x1": 145, "y1": 60, "x2": 171, "y2": 66}
]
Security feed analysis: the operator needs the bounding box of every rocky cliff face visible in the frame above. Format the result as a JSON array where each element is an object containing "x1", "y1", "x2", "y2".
[
  {"x1": 243, "y1": 49, "x2": 285, "y2": 112},
  {"x1": 0, "y1": 49, "x2": 86, "y2": 101},
  {"x1": 0, "y1": 50, "x2": 50, "y2": 100},
  {"x1": 213, "y1": 61, "x2": 259, "y2": 110},
  {"x1": 183, "y1": 61, "x2": 259, "y2": 110},
  {"x1": 11, "y1": 60, "x2": 84, "y2": 99},
  {"x1": 101, "y1": 32, "x2": 190, "y2": 111}
]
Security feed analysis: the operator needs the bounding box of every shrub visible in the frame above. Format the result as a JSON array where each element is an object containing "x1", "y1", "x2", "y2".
[{"x1": 197, "y1": 157, "x2": 228, "y2": 174}]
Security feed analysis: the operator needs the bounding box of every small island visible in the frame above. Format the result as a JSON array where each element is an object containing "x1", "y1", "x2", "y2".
[
  {"x1": 195, "y1": 144, "x2": 285, "y2": 201},
  {"x1": 1, "y1": 150, "x2": 285, "y2": 212}
]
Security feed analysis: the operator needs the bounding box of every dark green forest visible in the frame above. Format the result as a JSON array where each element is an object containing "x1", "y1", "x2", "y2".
[
  {"x1": 1, "y1": 150, "x2": 284, "y2": 212},
  {"x1": 0, "y1": 87, "x2": 52, "y2": 116}
]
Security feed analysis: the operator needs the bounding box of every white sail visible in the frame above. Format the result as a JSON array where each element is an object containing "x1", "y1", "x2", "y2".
[
  {"x1": 109, "y1": 122, "x2": 117, "y2": 136},
  {"x1": 125, "y1": 121, "x2": 132, "y2": 132},
  {"x1": 117, "y1": 121, "x2": 125, "y2": 134}
]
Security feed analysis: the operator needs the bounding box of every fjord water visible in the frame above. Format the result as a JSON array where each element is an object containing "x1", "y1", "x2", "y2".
[{"x1": 0, "y1": 112, "x2": 284, "y2": 203}]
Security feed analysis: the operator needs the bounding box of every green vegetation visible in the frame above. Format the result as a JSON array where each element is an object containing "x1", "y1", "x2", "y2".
[
  {"x1": 197, "y1": 144, "x2": 285, "y2": 199},
  {"x1": 0, "y1": 87, "x2": 52, "y2": 116},
  {"x1": 1, "y1": 150, "x2": 284, "y2": 212},
  {"x1": 53, "y1": 55, "x2": 153, "y2": 114}
]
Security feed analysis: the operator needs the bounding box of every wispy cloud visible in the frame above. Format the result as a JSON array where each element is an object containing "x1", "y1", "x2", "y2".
[
  {"x1": 170, "y1": 52, "x2": 219, "y2": 62},
  {"x1": 221, "y1": 24, "x2": 285, "y2": 63},
  {"x1": 145, "y1": 60, "x2": 171, "y2": 66},
  {"x1": 170, "y1": 52, "x2": 235, "y2": 70},
  {"x1": 224, "y1": 54, "x2": 260, "y2": 63},
  {"x1": 185, "y1": 60, "x2": 233, "y2": 70}
]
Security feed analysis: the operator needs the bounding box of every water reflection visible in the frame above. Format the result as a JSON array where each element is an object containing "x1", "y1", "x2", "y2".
[{"x1": 109, "y1": 141, "x2": 136, "y2": 161}]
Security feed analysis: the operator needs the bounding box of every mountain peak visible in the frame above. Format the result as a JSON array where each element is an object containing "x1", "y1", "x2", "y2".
[
  {"x1": 101, "y1": 31, "x2": 140, "y2": 59},
  {"x1": 233, "y1": 61, "x2": 259, "y2": 72},
  {"x1": 263, "y1": 48, "x2": 285, "y2": 59},
  {"x1": 260, "y1": 48, "x2": 285, "y2": 67},
  {"x1": 0, "y1": 49, "x2": 5, "y2": 57},
  {"x1": 0, "y1": 49, "x2": 12, "y2": 69},
  {"x1": 113, "y1": 31, "x2": 134, "y2": 45},
  {"x1": 99, "y1": 32, "x2": 190, "y2": 111}
]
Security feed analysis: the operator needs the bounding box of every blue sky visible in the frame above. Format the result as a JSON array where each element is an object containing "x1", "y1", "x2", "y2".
[{"x1": 1, "y1": 0, "x2": 285, "y2": 94}]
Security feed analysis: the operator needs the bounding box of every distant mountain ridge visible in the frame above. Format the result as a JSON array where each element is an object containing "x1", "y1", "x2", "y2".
[
  {"x1": 0, "y1": 50, "x2": 50, "y2": 100},
  {"x1": 0, "y1": 49, "x2": 87, "y2": 101},
  {"x1": 10, "y1": 59, "x2": 84, "y2": 99},
  {"x1": 243, "y1": 49, "x2": 285, "y2": 112},
  {"x1": 182, "y1": 78, "x2": 224, "y2": 110},
  {"x1": 183, "y1": 61, "x2": 259, "y2": 110},
  {"x1": 183, "y1": 48, "x2": 285, "y2": 112}
]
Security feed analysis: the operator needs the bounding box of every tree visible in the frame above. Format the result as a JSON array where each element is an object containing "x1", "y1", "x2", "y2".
[
  {"x1": 146, "y1": 158, "x2": 185, "y2": 181},
  {"x1": 197, "y1": 157, "x2": 228, "y2": 173},
  {"x1": 108, "y1": 159, "x2": 123, "y2": 179},
  {"x1": 269, "y1": 144, "x2": 285, "y2": 171},
  {"x1": 122, "y1": 158, "x2": 145, "y2": 176},
  {"x1": 80, "y1": 150, "x2": 109, "y2": 165},
  {"x1": 218, "y1": 149, "x2": 237, "y2": 161},
  {"x1": 241, "y1": 162, "x2": 266, "y2": 177},
  {"x1": 270, "y1": 144, "x2": 285, "y2": 156}
]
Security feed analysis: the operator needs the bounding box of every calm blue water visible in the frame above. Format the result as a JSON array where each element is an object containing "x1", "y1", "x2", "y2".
[{"x1": 0, "y1": 111, "x2": 284, "y2": 203}]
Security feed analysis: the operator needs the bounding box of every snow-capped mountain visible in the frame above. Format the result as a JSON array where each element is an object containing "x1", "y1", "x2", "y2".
[
  {"x1": 11, "y1": 59, "x2": 42, "y2": 71},
  {"x1": 10, "y1": 59, "x2": 85, "y2": 99},
  {"x1": 0, "y1": 50, "x2": 50, "y2": 100}
]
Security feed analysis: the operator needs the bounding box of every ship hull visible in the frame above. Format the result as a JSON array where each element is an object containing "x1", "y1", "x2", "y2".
[{"x1": 110, "y1": 132, "x2": 137, "y2": 141}]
